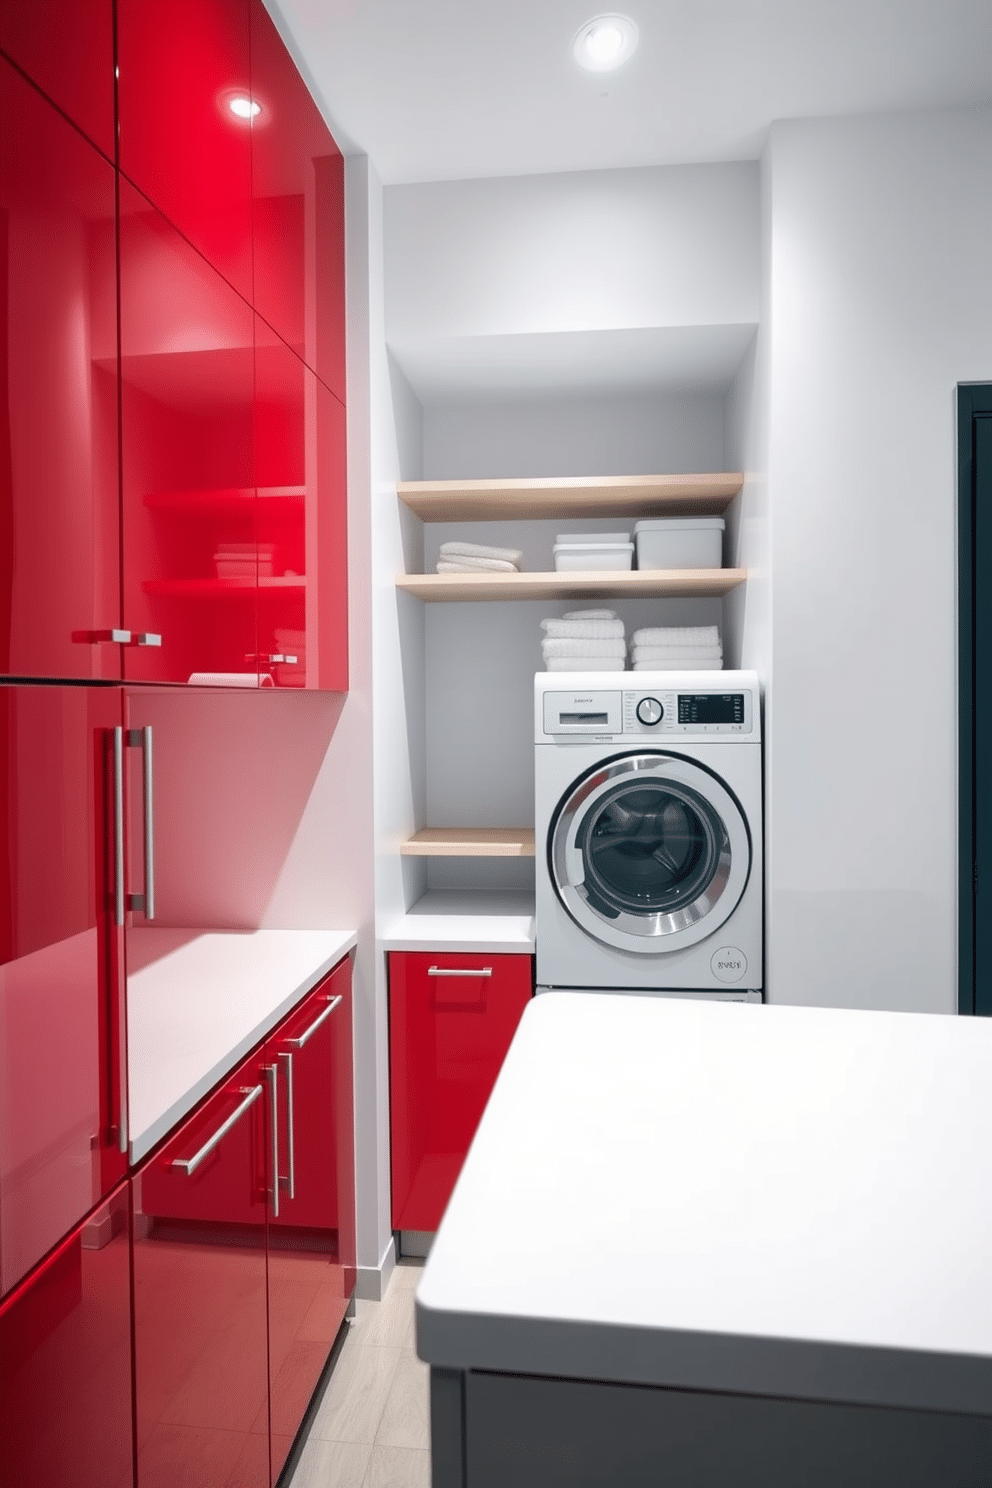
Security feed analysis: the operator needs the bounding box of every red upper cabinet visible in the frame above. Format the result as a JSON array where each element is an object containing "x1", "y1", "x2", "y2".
[
  {"x1": 249, "y1": 0, "x2": 345, "y2": 402},
  {"x1": 0, "y1": 0, "x2": 116, "y2": 162},
  {"x1": 0, "y1": 57, "x2": 122, "y2": 682},
  {"x1": 117, "y1": 0, "x2": 254, "y2": 305}
]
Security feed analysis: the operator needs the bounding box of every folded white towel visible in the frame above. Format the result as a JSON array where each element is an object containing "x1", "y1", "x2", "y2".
[
  {"x1": 541, "y1": 619, "x2": 625, "y2": 640},
  {"x1": 542, "y1": 637, "x2": 627, "y2": 658},
  {"x1": 546, "y1": 657, "x2": 626, "y2": 672},
  {"x1": 632, "y1": 659, "x2": 723, "y2": 672},
  {"x1": 632, "y1": 646, "x2": 723, "y2": 664},
  {"x1": 437, "y1": 558, "x2": 519, "y2": 573},
  {"x1": 564, "y1": 609, "x2": 616, "y2": 621},
  {"x1": 440, "y1": 540, "x2": 523, "y2": 564},
  {"x1": 632, "y1": 626, "x2": 720, "y2": 648}
]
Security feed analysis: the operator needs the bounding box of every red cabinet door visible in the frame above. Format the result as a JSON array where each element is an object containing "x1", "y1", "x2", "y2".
[
  {"x1": 249, "y1": 0, "x2": 345, "y2": 401},
  {"x1": 117, "y1": 0, "x2": 253, "y2": 304},
  {"x1": 132, "y1": 1052, "x2": 271, "y2": 1488},
  {"x1": 0, "y1": 1183, "x2": 133, "y2": 1488},
  {"x1": 0, "y1": 57, "x2": 122, "y2": 681},
  {"x1": 253, "y1": 321, "x2": 348, "y2": 691},
  {"x1": 0, "y1": 0, "x2": 116, "y2": 161},
  {"x1": 0, "y1": 683, "x2": 127, "y2": 1300},
  {"x1": 118, "y1": 177, "x2": 259, "y2": 686},
  {"x1": 389, "y1": 952, "x2": 532, "y2": 1234},
  {"x1": 263, "y1": 959, "x2": 356, "y2": 1480}
]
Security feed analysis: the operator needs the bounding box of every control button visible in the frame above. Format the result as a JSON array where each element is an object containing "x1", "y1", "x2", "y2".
[
  {"x1": 636, "y1": 697, "x2": 664, "y2": 726},
  {"x1": 711, "y1": 947, "x2": 747, "y2": 983}
]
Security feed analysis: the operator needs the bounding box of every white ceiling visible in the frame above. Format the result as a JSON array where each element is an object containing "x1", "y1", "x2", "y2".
[{"x1": 272, "y1": 0, "x2": 992, "y2": 184}]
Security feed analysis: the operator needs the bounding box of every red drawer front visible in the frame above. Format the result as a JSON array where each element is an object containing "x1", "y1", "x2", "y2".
[
  {"x1": 389, "y1": 952, "x2": 533, "y2": 1233},
  {"x1": 0, "y1": 1183, "x2": 133, "y2": 1488}
]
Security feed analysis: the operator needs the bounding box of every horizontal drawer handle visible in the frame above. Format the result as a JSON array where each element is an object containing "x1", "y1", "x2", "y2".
[
  {"x1": 428, "y1": 966, "x2": 492, "y2": 978},
  {"x1": 171, "y1": 1085, "x2": 262, "y2": 1175},
  {"x1": 285, "y1": 993, "x2": 342, "y2": 1048}
]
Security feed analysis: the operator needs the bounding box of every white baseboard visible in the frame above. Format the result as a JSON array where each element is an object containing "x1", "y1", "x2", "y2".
[{"x1": 356, "y1": 1234, "x2": 396, "y2": 1301}]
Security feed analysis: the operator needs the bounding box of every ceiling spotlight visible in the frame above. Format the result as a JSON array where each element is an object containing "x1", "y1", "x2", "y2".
[
  {"x1": 229, "y1": 96, "x2": 261, "y2": 120},
  {"x1": 573, "y1": 13, "x2": 639, "y2": 72}
]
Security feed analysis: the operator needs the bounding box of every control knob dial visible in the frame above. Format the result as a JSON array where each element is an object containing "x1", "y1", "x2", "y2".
[{"x1": 636, "y1": 697, "x2": 664, "y2": 726}]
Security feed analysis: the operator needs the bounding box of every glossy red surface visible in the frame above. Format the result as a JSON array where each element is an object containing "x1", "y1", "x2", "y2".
[
  {"x1": 389, "y1": 952, "x2": 533, "y2": 1233},
  {"x1": 249, "y1": 0, "x2": 345, "y2": 400},
  {"x1": 0, "y1": 1183, "x2": 134, "y2": 1488},
  {"x1": 0, "y1": 56, "x2": 121, "y2": 681},
  {"x1": 0, "y1": 0, "x2": 116, "y2": 161},
  {"x1": 117, "y1": 0, "x2": 253, "y2": 304},
  {"x1": 0, "y1": 684, "x2": 127, "y2": 1300},
  {"x1": 118, "y1": 178, "x2": 258, "y2": 685},
  {"x1": 133, "y1": 1053, "x2": 270, "y2": 1488}
]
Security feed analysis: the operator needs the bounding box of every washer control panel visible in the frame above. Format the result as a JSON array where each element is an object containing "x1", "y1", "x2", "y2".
[
  {"x1": 622, "y1": 688, "x2": 753, "y2": 735},
  {"x1": 538, "y1": 676, "x2": 757, "y2": 739}
]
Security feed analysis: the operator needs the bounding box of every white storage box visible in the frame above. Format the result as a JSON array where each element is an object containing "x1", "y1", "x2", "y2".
[
  {"x1": 555, "y1": 532, "x2": 631, "y2": 546},
  {"x1": 553, "y1": 542, "x2": 634, "y2": 573},
  {"x1": 634, "y1": 518, "x2": 724, "y2": 570}
]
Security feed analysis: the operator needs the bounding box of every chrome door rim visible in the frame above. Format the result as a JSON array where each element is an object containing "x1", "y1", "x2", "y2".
[{"x1": 550, "y1": 752, "x2": 751, "y2": 954}]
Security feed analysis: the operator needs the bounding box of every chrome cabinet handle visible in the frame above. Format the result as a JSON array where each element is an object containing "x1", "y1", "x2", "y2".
[
  {"x1": 278, "y1": 1050, "x2": 296, "y2": 1200},
  {"x1": 112, "y1": 728, "x2": 125, "y2": 929},
  {"x1": 285, "y1": 994, "x2": 342, "y2": 1049},
  {"x1": 265, "y1": 1064, "x2": 280, "y2": 1218},
  {"x1": 74, "y1": 628, "x2": 132, "y2": 644},
  {"x1": 427, "y1": 967, "x2": 492, "y2": 978},
  {"x1": 171, "y1": 1085, "x2": 262, "y2": 1175},
  {"x1": 126, "y1": 727, "x2": 155, "y2": 919},
  {"x1": 134, "y1": 633, "x2": 162, "y2": 647}
]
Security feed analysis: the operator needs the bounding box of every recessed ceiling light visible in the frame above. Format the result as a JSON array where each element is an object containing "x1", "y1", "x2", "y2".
[
  {"x1": 229, "y1": 96, "x2": 261, "y2": 120},
  {"x1": 573, "y1": 13, "x2": 639, "y2": 73}
]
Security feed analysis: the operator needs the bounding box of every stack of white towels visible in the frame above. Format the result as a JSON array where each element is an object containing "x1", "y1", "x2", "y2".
[
  {"x1": 630, "y1": 625, "x2": 723, "y2": 671},
  {"x1": 436, "y1": 541, "x2": 522, "y2": 574},
  {"x1": 540, "y1": 610, "x2": 626, "y2": 672}
]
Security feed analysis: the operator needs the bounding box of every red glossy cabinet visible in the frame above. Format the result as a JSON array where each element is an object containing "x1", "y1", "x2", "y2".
[
  {"x1": 249, "y1": 0, "x2": 346, "y2": 401},
  {"x1": 0, "y1": 56, "x2": 122, "y2": 681},
  {"x1": 117, "y1": 0, "x2": 254, "y2": 307},
  {"x1": 264, "y1": 960, "x2": 356, "y2": 1478},
  {"x1": 133, "y1": 1050, "x2": 271, "y2": 1488},
  {"x1": 0, "y1": 683, "x2": 127, "y2": 1301},
  {"x1": 389, "y1": 952, "x2": 533, "y2": 1234},
  {"x1": 0, "y1": 1183, "x2": 134, "y2": 1488},
  {"x1": 0, "y1": 0, "x2": 116, "y2": 162}
]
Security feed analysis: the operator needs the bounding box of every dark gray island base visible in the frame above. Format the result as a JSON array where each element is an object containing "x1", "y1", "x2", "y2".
[{"x1": 430, "y1": 1367, "x2": 991, "y2": 1487}]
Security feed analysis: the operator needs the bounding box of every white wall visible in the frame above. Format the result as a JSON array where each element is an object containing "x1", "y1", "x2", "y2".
[{"x1": 763, "y1": 105, "x2": 992, "y2": 1013}]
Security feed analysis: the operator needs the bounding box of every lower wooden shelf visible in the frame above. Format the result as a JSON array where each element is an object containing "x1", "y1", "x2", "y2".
[
  {"x1": 396, "y1": 568, "x2": 745, "y2": 603},
  {"x1": 401, "y1": 828, "x2": 536, "y2": 858}
]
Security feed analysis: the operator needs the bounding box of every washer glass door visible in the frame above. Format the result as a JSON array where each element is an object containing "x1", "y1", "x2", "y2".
[{"x1": 551, "y1": 753, "x2": 751, "y2": 953}]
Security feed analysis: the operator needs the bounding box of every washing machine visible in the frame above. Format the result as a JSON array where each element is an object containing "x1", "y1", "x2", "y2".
[{"x1": 535, "y1": 669, "x2": 762, "y2": 999}]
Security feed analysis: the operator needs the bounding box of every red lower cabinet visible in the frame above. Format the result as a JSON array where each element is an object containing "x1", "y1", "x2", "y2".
[
  {"x1": 264, "y1": 960, "x2": 356, "y2": 1479},
  {"x1": 389, "y1": 952, "x2": 533, "y2": 1234},
  {"x1": 0, "y1": 1183, "x2": 134, "y2": 1488},
  {"x1": 132, "y1": 1052, "x2": 271, "y2": 1488}
]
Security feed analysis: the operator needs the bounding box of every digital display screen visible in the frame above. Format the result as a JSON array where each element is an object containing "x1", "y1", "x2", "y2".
[
  {"x1": 678, "y1": 693, "x2": 744, "y2": 725},
  {"x1": 559, "y1": 712, "x2": 609, "y2": 725}
]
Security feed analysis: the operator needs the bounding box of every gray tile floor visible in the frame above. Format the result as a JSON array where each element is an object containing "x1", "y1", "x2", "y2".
[{"x1": 288, "y1": 1260, "x2": 429, "y2": 1488}]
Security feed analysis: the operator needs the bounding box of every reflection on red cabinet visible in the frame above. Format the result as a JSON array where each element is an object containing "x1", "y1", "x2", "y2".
[
  {"x1": 265, "y1": 960, "x2": 356, "y2": 1478},
  {"x1": 249, "y1": 0, "x2": 345, "y2": 400},
  {"x1": 117, "y1": 0, "x2": 253, "y2": 305},
  {"x1": 0, "y1": 56, "x2": 121, "y2": 681},
  {"x1": 0, "y1": 1183, "x2": 133, "y2": 1488},
  {"x1": 0, "y1": 0, "x2": 116, "y2": 161},
  {"x1": 389, "y1": 952, "x2": 533, "y2": 1233},
  {"x1": 0, "y1": 684, "x2": 127, "y2": 1299},
  {"x1": 133, "y1": 1052, "x2": 270, "y2": 1488},
  {"x1": 118, "y1": 177, "x2": 259, "y2": 686}
]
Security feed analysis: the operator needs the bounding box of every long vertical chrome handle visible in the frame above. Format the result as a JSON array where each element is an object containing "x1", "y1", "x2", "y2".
[
  {"x1": 279, "y1": 1050, "x2": 296, "y2": 1201},
  {"x1": 265, "y1": 1063, "x2": 280, "y2": 1218},
  {"x1": 126, "y1": 727, "x2": 155, "y2": 919},
  {"x1": 112, "y1": 727, "x2": 125, "y2": 928}
]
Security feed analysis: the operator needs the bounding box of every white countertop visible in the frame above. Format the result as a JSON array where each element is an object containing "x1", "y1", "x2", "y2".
[
  {"x1": 416, "y1": 992, "x2": 992, "y2": 1415},
  {"x1": 127, "y1": 927, "x2": 357, "y2": 1163},
  {"x1": 379, "y1": 889, "x2": 535, "y2": 953}
]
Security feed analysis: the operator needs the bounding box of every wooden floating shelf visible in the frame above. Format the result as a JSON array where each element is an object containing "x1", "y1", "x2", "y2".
[
  {"x1": 396, "y1": 568, "x2": 746, "y2": 603},
  {"x1": 397, "y1": 473, "x2": 743, "y2": 523},
  {"x1": 143, "y1": 576, "x2": 306, "y2": 596},
  {"x1": 401, "y1": 828, "x2": 536, "y2": 858}
]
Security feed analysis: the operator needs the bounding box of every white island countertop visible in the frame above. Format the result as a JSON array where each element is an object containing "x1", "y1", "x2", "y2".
[
  {"x1": 127, "y1": 927, "x2": 356, "y2": 1163},
  {"x1": 416, "y1": 992, "x2": 992, "y2": 1416}
]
